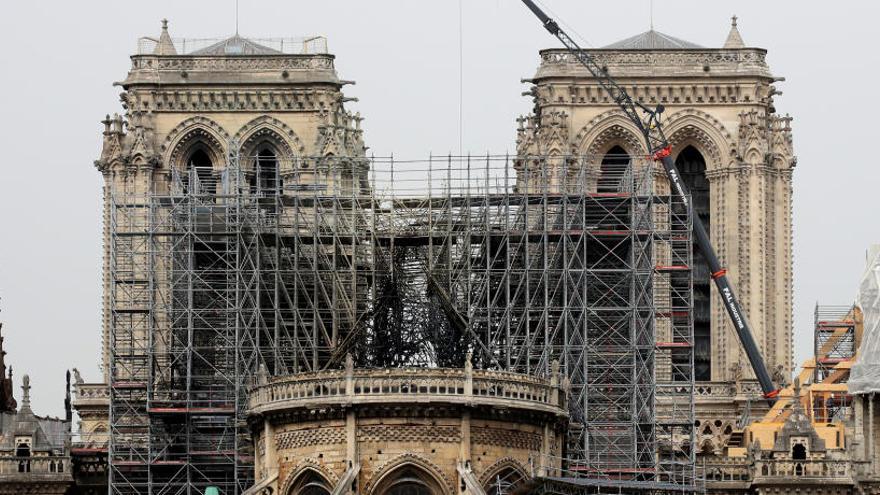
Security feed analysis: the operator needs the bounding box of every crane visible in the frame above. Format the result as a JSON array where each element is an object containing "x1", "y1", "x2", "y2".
[{"x1": 519, "y1": 0, "x2": 779, "y2": 400}]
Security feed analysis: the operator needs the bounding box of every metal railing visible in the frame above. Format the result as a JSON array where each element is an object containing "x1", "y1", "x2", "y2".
[{"x1": 137, "y1": 36, "x2": 328, "y2": 56}]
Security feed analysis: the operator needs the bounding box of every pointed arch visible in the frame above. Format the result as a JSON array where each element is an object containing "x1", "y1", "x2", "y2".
[
  {"x1": 233, "y1": 116, "x2": 306, "y2": 159},
  {"x1": 479, "y1": 457, "x2": 529, "y2": 495},
  {"x1": 366, "y1": 454, "x2": 453, "y2": 495},
  {"x1": 574, "y1": 110, "x2": 646, "y2": 157},
  {"x1": 571, "y1": 111, "x2": 645, "y2": 192},
  {"x1": 281, "y1": 460, "x2": 339, "y2": 495},
  {"x1": 285, "y1": 468, "x2": 332, "y2": 495},
  {"x1": 664, "y1": 109, "x2": 735, "y2": 171},
  {"x1": 161, "y1": 116, "x2": 229, "y2": 171}
]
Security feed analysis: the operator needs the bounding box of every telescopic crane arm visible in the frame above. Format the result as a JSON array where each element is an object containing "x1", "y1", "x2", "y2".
[{"x1": 520, "y1": 0, "x2": 779, "y2": 400}]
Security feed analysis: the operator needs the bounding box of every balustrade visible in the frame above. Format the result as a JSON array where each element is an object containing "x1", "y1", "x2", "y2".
[
  {"x1": 0, "y1": 456, "x2": 72, "y2": 477},
  {"x1": 753, "y1": 459, "x2": 853, "y2": 481},
  {"x1": 248, "y1": 368, "x2": 566, "y2": 415},
  {"x1": 703, "y1": 458, "x2": 860, "y2": 486}
]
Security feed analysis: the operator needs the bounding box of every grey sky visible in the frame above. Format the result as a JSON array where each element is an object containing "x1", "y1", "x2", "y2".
[{"x1": 0, "y1": 0, "x2": 876, "y2": 415}]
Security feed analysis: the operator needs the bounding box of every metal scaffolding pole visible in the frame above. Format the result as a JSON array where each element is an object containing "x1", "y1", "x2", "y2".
[{"x1": 107, "y1": 152, "x2": 694, "y2": 494}]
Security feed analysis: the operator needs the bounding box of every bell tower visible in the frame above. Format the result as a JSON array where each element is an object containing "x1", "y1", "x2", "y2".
[
  {"x1": 94, "y1": 20, "x2": 367, "y2": 494},
  {"x1": 518, "y1": 17, "x2": 794, "y2": 384}
]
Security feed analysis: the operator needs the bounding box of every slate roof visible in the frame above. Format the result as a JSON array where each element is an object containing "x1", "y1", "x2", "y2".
[
  {"x1": 191, "y1": 34, "x2": 281, "y2": 56},
  {"x1": 603, "y1": 30, "x2": 703, "y2": 50}
]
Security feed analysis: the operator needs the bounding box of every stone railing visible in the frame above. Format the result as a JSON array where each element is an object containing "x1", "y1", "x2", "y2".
[
  {"x1": 656, "y1": 381, "x2": 733, "y2": 398},
  {"x1": 0, "y1": 456, "x2": 72, "y2": 478},
  {"x1": 752, "y1": 459, "x2": 855, "y2": 484},
  {"x1": 702, "y1": 458, "x2": 751, "y2": 484},
  {"x1": 247, "y1": 367, "x2": 567, "y2": 417},
  {"x1": 536, "y1": 48, "x2": 771, "y2": 79},
  {"x1": 130, "y1": 54, "x2": 336, "y2": 72},
  {"x1": 73, "y1": 383, "x2": 110, "y2": 406},
  {"x1": 657, "y1": 381, "x2": 767, "y2": 400},
  {"x1": 703, "y1": 458, "x2": 863, "y2": 486}
]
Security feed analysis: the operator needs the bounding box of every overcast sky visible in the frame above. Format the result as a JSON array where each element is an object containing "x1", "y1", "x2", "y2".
[{"x1": 0, "y1": 0, "x2": 877, "y2": 415}]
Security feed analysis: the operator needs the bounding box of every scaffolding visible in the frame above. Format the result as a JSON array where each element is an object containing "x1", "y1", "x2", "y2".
[
  {"x1": 813, "y1": 304, "x2": 858, "y2": 383},
  {"x1": 108, "y1": 152, "x2": 694, "y2": 494}
]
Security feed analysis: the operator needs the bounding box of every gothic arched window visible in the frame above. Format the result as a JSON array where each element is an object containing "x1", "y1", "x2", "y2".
[
  {"x1": 381, "y1": 479, "x2": 436, "y2": 495},
  {"x1": 254, "y1": 146, "x2": 279, "y2": 194},
  {"x1": 485, "y1": 467, "x2": 527, "y2": 495},
  {"x1": 299, "y1": 487, "x2": 331, "y2": 495},
  {"x1": 675, "y1": 145, "x2": 711, "y2": 381},
  {"x1": 288, "y1": 469, "x2": 332, "y2": 495},
  {"x1": 184, "y1": 147, "x2": 215, "y2": 195},
  {"x1": 598, "y1": 145, "x2": 630, "y2": 193},
  {"x1": 373, "y1": 465, "x2": 444, "y2": 495}
]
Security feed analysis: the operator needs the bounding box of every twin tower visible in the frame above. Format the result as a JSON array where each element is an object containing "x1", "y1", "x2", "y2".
[{"x1": 92, "y1": 18, "x2": 795, "y2": 495}]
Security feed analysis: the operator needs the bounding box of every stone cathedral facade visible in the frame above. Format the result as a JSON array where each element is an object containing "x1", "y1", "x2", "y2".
[
  {"x1": 89, "y1": 20, "x2": 572, "y2": 495},
  {"x1": 517, "y1": 20, "x2": 796, "y2": 451},
  {"x1": 94, "y1": 21, "x2": 368, "y2": 381},
  {"x1": 79, "y1": 15, "x2": 802, "y2": 495}
]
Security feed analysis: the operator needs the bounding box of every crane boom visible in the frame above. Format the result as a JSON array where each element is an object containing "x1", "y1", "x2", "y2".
[{"x1": 520, "y1": 0, "x2": 779, "y2": 400}]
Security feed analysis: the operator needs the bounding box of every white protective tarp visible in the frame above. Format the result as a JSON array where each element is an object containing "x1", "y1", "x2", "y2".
[{"x1": 848, "y1": 245, "x2": 880, "y2": 395}]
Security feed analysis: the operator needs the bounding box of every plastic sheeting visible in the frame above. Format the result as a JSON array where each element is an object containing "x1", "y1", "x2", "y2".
[{"x1": 848, "y1": 245, "x2": 880, "y2": 395}]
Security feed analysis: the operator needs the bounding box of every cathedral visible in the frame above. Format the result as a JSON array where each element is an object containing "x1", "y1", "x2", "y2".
[{"x1": 49, "y1": 12, "x2": 880, "y2": 495}]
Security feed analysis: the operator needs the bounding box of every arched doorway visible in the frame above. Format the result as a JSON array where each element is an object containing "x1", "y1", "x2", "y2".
[
  {"x1": 675, "y1": 145, "x2": 711, "y2": 381},
  {"x1": 598, "y1": 145, "x2": 630, "y2": 193},
  {"x1": 372, "y1": 464, "x2": 445, "y2": 495}
]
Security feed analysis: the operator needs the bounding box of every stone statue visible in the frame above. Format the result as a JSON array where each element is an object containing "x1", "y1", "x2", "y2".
[
  {"x1": 72, "y1": 368, "x2": 84, "y2": 385},
  {"x1": 257, "y1": 363, "x2": 269, "y2": 385},
  {"x1": 772, "y1": 364, "x2": 788, "y2": 388},
  {"x1": 748, "y1": 440, "x2": 762, "y2": 461},
  {"x1": 729, "y1": 361, "x2": 744, "y2": 383}
]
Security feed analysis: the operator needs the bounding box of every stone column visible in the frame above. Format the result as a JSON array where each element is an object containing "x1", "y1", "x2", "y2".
[
  {"x1": 460, "y1": 411, "x2": 472, "y2": 467},
  {"x1": 346, "y1": 409, "x2": 357, "y2": 494},
  {"x1": 263, "y1": 419, "x2": 276, "y2": 478},
  {"x1": 344, "y1": 354, "x2": 358, "y2": 495}
]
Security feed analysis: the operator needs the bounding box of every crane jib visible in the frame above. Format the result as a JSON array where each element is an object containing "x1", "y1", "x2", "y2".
[
  {"x1": 663, "y1": 166, "x2": 690, "y2": 210},
  {"x1": 722, "y1": 287, "x2": 746, "y2": 330}
]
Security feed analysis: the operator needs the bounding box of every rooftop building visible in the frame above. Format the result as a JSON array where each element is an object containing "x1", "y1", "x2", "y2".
[{"x1": 0, "y1": 323, "x2": 72, "y2": 495}]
